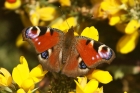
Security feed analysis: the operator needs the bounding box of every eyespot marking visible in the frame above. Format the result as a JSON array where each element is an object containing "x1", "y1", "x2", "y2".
[
  {"x1": 41, "y1": 51, "x2": 49, "y2": 59},
  {"x1": 98, "y1": 45, "x2": 113, "y2": 60},
  {"x1": 78, "y1": 57, "x2": 87, "y2": 69},
  {"x1": 25, "y1": 26, "x2": 40, "y2": 39},
  {"x1": 40, "y1": 48, "x2": 52, "y2": 60}
]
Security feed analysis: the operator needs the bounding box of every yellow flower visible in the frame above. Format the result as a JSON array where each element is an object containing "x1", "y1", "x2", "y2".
[
  {"x1": 100, "y1": 0, "x2": 128, "y2": 15},
  {"x1": 115, "y1": 19, "x2": 140, "y2": 54},
  {"x1": 75, "y1": 77, "x2": 99, "y2": 93},
  {"x1": 86, "y1": 69, "x2": 113, "y2": 84},
  {"x1": 75, "y1": 69, "x2": 112, "y2": 93},
  {"x1": 51, "y1": 17, "x2": 77, "y2": 32},
  {"x1": 94, "y1": 87, "x2": 103, "y2": 93},
  {"x1": 0, "y1": 68, "x2": 12, "y2": 86},
  {"x1": 16, "y1": 33, "x2": 29, "y2": 48},
  {"x1": 116, "y1": 31, "x2": 139, "y2": 54},
  {"x1": 30, "y1": 65, "x2": 47, "y2": 82},
  {"x1": 96, "y1": 0, "x2": 128, "y2": 23},
  {"x1": 59, "y1": 0, "x2": 71, "y2": 6},
  {"x1": 12, "y1": 56, "x2": 47, "y2": 92},
  {"x1": 17, "y1": 88, "x2": 31, "y2": 93},
  {"x1": 125, "y1": 19, "x2": 140, "y2": 34},
  {"x1": 108, "y1": 11, "x2": 126, "y2": 26},
  {"x1": 81, "y1": 26, "x2": 99, "y2": 41},
  {"x1": 52, "y1": 20, "x2": 99, "y2": 41},
  {"x1": 30, "y1": 7, "x2": 57, "y2": 26},
  {"x1": 109, "y1": 15, "x2": 120, "y2": 26},
  {"x1": 99, "y1": 0, "x2": 122, "y2": 15},
  {"x1": 4, "y1": 0, "x2": 21, "y2": 10}
]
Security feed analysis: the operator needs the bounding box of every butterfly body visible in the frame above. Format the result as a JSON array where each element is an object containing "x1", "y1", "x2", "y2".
[{"x1": 22, "y1": 26, "x2": 115, "y2": 77}]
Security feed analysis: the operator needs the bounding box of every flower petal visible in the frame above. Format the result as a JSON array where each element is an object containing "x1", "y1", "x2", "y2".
[
  {"x1": 59, "y1": 0, "x2": 71, "y2": 6},
  {"x1": 94, "y1": 86, "x2": 103, "y2": 93},
  {"x1": 0, "y1": 74, "x2": 7, "y2": 86},
  {"x1": 21, "y1": 78, "x2": 35, "y2": 92},
  {"x1": 16, "y1": 33, "x2": 28, "y2": 47},
  {"x1": 100, "y1": 0, "x2": 120, "y2": 15},
  {"x1": 4, "y1": 0, "x2": 21, "y2": 10},
  {"x1": 74, "y1": 80, "x2": 85, "y2": 93},
  {"x1": 87, "y1": 69, "x2": 113, "y2": 84},
  {"x1": 12, "y1": 56, "x2": 30, "y2": 87},
  {"x1": 30, "y1": 64, "x2": 47, "y2": 82},
  {"x1": 77, "y1": 77, "x2": 87, "y2": 88},
  {"x1": 81, "y1": 26, "x2": 99, "y2": 41},
  {"x1": 54, "y1": 17, "x2": 77, "y2": 31},
  {"x1": 116, "y1": 31, "x2": 139, "y2": 54},
  {"x1": 84, "y1": 79, "x2": 99, "y2": 93},
  {"x1": 0, "y1": 68, "x2": 12, "y2": 86},
  {"x1": 30, "y1": 12, "x2": 40, "y2": 26},
  {"x1": 37, "y1": 7, "x2": 56, "y2": 21},
  {"x1": 51, "y1": 18, "x2": 64, "y2": 28},
  {"x1": 17, "y1": 89, "x2": 26, "y2": 93},
  {"x1": 109, "y1": 15, "x2": 120, "y2": 26},
  {"x1": 125, "y1": 20, "x2": 140, "y2": 34}
]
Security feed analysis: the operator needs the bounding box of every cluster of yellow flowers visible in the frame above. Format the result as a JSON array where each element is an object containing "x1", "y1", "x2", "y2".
[
  {"x1": 93, "y1": 0, "x2": 140, "y2": 54},
  {"x1": 3, "y1": 0, "x2": 135, "y2": 92},
  {"x1": 0, "y1": 56, "x2": 47, "y2": 93},
  {"x1": 2, "y1": 3, "x2": 113, "y2": 91},
  {"x1": 0, "y1": 17, "x2": 111, "y2": 92},
  {"x1": 5, "y1": 0, "x2": 140, "y2": 54},
  {"x1": 0, "y1": 56, "x2": 113, "y2": 93}
]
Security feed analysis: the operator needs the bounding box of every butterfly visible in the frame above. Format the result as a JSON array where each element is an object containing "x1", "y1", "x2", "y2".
[{"x1": 22, "y1": 26, "x2": 115, "y2": 77}]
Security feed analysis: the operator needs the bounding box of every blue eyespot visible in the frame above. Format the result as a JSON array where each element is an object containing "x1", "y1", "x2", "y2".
[
  {"x1": 79, "y1": 61, "x2": 87, "y2": 69},
  {"x1": 25, "y1": 28, "x2": 31, "y2": 39},
  {"x1": 41, "y1": 51, "x2": 49, "y2": 59}
]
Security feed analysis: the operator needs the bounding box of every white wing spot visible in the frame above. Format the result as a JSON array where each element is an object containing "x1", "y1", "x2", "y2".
[
  {"x1": 90, "y1": 40, "x2": 94, "y2": 46},
  {"x1": 35, "y1": 38, "x2": 38, "y2": 41},
  {"x1": 96, "y1": 55, "x2": 99, "y2": 59},
  {"x1": 38, "y1": 42, "x2": 41, "y2": 45},
  {"x1": 92, "y1": 56, "x2": 95, "y2": 60},
  {"x1": 47, "y1": 28, "x2": 50, "y2": 33},
  {"x1": 78, "y1": 57, "x2": 82, "y2": 63}
]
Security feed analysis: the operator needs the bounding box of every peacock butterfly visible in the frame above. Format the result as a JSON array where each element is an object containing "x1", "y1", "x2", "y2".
[{"x1": 22, "y1": 26, "x2": 115, "y2": 77}]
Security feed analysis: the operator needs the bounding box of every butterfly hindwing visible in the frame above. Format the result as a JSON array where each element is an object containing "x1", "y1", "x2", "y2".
[
  {"x1": 62, "y1": 44, "x2": 90, "y2": 77},
  {"x1": 22, "y1": 26, "x2": 64, "y2": 72}
]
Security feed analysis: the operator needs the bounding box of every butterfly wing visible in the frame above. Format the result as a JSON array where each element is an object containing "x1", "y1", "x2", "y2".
[
  {"x1": 22, "y1": 26, "x2": 64, "y2": 72},
  {"x1": 76, "y1": 36, "x2": 115, "y2": 68},
  {"x1": 62, "y1": 36, "x2": 115, "y2": 77}
]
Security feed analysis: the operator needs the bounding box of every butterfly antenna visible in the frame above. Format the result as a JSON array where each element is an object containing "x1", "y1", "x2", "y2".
[{"x1": 59, "y1": 6, "x2": 70, "y2": 28}]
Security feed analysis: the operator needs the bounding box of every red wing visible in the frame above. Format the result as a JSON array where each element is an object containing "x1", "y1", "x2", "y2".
[
  {"x1": 22, "y1": 26, "x2": 64, "y2": 72},
  {"x1": 32, "y1": 31, "x2": 60, "y2": 53},
  {"x1": 76, "y1": 36, "x2": 115, "y2": 68},
  {"x1": 22, "y1": 26, "x2": 64, "y2": 53},
  {"x1": 62, "y1": 36, "x2": 115, "y2": 77}
]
